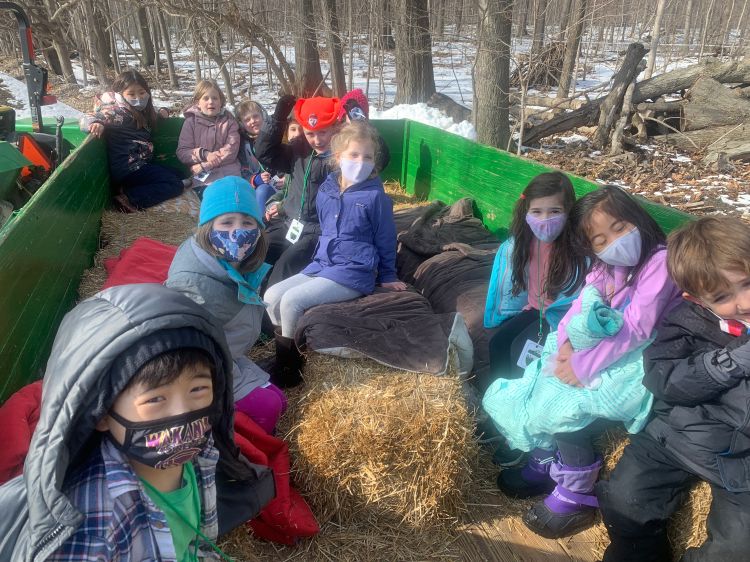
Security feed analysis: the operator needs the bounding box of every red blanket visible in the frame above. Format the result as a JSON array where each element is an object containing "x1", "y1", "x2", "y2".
[{"x1": 101, "y1": 237, "x2": 177, "y2": 289}]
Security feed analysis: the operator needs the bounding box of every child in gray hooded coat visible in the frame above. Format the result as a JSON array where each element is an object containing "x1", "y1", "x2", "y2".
[{"x1": 166, "y1": 176, "x2": 286, "y2": 434}]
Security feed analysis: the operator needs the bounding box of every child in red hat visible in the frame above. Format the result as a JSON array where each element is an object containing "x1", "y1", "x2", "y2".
[{"x1": 254, "y1": 95, "x2": 341, "y2": 288}]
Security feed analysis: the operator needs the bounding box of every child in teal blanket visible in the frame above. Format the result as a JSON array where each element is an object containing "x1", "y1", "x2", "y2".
[{"x1": 483, "y1": 186, "x2": 681, "y2": 539}]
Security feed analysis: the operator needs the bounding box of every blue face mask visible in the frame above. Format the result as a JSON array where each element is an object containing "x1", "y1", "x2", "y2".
[{"x1": 209, "y1": 228, "x2": 259, "y2": 262}]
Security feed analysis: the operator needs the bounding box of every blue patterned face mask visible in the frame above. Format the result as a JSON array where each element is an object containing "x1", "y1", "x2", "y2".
[{"x1": 209, "y1": 228, "x2": 259, "y2": 262}]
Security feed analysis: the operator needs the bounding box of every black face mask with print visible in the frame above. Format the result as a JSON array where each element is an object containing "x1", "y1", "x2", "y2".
[{"x1": 108, "y1": 406, "x2": 213, "y2": 469}]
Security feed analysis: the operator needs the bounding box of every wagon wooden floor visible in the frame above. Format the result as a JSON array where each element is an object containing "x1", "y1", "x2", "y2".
[{"x1": 455, "y1": 489, "x2": 601, "y2": 562}]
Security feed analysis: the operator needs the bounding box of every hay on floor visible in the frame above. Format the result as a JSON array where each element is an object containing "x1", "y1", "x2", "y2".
[
  {"x1": 78, "y1": 209, "x2": 196, "y2": 299},
  {"x1": 593, "y1": 429, "x2": 711, "y2": 560},
  {"x1": 286, "y1": 353, "x2": 478, "y2": 529}
]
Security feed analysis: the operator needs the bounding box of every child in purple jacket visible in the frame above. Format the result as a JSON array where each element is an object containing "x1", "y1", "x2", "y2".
[
  {"x1": 177, "y1": 80, "x2": 241, "y2": 188},
  {"x1": 485, "y1": 186, "x2": 681, "y2": 539},
  {"x1": 263, "y1": 122, "x2": 406, "y2": 382}
]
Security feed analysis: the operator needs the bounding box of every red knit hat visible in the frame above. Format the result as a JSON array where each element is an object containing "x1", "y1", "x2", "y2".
[
  {"x1": 293, "y1": 97, "x2": 341, "y2": 131},
  {"x1": 338, "y1": 88, "x2": 369, "y2": 121}
]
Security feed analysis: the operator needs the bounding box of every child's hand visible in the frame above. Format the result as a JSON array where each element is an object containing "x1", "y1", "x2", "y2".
[
  {"x1": 554, "y1": 354, "x2": 582, "y2": 387},
  {"x1": 557, "y1": 340, "x2": 574, "y2": 361},
  {"x1": 380, "y1": 281, "x2": 408, "y2": 291},
  {"x1": 190, "y1": 163, "x2": 204, "y2": 175},
  {"x1": 260, "y1": 171, "x2": 272, "y2": 184},
  {"x1": 206, "y1": 152, "x2": 222, "y2": 168},
  {"x1": 273, "y1": 94, "x2": 297, "y2": 120},
  {"x1": 89, "y1": 123, "x2": 104, "y2": 138},
  {"x1": 158, "y1": 107, "x2": 170, "y2": 118},
  {"x1": 265, "y1": 203, "x2": 280, "y2": 221}
]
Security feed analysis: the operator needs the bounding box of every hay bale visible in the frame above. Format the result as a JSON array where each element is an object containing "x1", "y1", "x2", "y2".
[
  {"x1": 593, "y1": 430, "x2": 711, "y2": 560},
  {"x1": 77, "y1": 209, "x2": 196, "y2": 299},
  {"x1": 287, "y1": 353, "x2": 477, "y2": 528}
]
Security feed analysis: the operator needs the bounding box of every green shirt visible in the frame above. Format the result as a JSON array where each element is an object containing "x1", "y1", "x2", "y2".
[{"x1": 142, "y1": 462, "x2": 202, "y2": 561}]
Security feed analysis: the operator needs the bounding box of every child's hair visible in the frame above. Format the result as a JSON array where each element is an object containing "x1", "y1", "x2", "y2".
[
  {"x1": 126, "y1": 347, "x2": 215, "y2": 392},
  {"x1": 111, "y1": 69, "x2": 157, "y2": 129},
  {"x1": 510, "y1": 172, "x2": 585, "y2": 298},
  {"x1": 667, "y1": 216, "x2": 750, "y2": 297},
  {"x1": 193, "y1": 79, "x2": 226, "y2": 107},
  {"x1": 330, "y1": 121, "x2": 382, "y2": 174},
  {"x1": 570, "y1": 185, "x2": 666, "y2": 285},
  {"x1": 236, "y1": 100, "x2": 266, "y2": 121},
  {"x1": 195, "y1": 219, "x2": 269, "y2": 274}
]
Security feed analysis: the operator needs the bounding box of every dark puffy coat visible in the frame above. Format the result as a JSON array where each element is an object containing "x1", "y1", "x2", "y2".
[
  {"x1": 642, "y1": 300, "x2": 750, "y2": 492},
  {"x1": 254, "y1": 117, "x2": 332, "y2": 226}
]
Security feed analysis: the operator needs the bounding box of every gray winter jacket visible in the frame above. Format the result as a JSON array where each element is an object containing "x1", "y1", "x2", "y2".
[
  {"x1": 0, "y1": 283, "x2": 273, "y2": 561},
  {"x1": 166, "y1": 237, "x2": 271, "y2": 400}
]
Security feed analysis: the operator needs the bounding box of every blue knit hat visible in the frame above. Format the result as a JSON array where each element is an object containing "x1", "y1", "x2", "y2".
[{"x1": 199, "y1": 176, "x2": 265, "y2": 227}]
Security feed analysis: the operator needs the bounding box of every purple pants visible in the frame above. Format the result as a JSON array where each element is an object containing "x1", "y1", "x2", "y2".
[{"x1": 234, "y1": 383, "x2": 288, "y2": 434}]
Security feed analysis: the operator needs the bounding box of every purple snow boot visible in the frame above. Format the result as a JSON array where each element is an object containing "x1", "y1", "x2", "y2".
[
  {"x1": 497, "y1": 448, "x2": 556, "y2": 499},
  {"x1": 523, "y1": 455, "x2": 602, "y2": 539}
]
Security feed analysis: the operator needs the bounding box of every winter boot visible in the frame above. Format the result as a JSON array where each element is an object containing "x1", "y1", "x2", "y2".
[
  {"x1": 269, "y1": 330, "x2": 305, "y2": 388},
  {"x1": 523, "y1": 455, "x2": 602, "y2": 539},
  {"x1": 497, "y1": 448, "x2": 556, "y2": 498}
]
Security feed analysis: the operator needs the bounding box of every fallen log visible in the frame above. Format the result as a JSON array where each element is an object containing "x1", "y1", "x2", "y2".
[
  {"x1": 593, "y1": 43, "x2": 648, "y2": 149},
  {"x1": 682, "y1": 77, "x2": 750, "y2": 131},
  {"x1": 523, "y1": 57, "x2": 750, "y2": 145},
  {"x1": 651, "y1": 123, "x2": 750, "y2": 151}
]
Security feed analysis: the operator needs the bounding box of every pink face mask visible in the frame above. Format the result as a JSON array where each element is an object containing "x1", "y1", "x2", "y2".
[{"x1": 525, "y1": 213, "x2": 567, "y2": 243}]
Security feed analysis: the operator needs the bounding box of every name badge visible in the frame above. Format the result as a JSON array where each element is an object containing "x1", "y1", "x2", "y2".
[
  {"x1": 194, "y1": 169, "x2": 210, "y2": 183},
  {"x1": 517, "y1": 339, "x2": 544, "y2": 370},
  {"x1": 285, "y1": 219, "x2": 304, "y2": 244}
]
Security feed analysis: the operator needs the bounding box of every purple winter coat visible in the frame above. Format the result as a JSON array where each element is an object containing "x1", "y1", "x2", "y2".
[
  {"x1": 302, "y1": 172, "x2": 398, "y2": 294},
  {"x1": 556, "y1": 247, "x2": 682, "y2": 386},
  {"x1": 177, "y1": 106, "x2": 241, "y2": 184}
]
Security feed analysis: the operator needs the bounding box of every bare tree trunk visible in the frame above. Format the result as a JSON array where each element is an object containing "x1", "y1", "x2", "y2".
[
  {"x1": 475, "y1": 0, "x2": 514, "y2": 149},
  {"x1": 321, "y1": 0, "x2": 347, "y2": 97},
  {"x1": 294, "y1": 0, "x2": 325, "y2": 96},
  {"x1": 556, "y1": 0, "x2": 587, "y2": 100},
  {"x1": 559, "y1": 0, "x2": 574, "y2": 39},
  {"x1": 157, "y1": 11, "x2": 179, "y2": 88},
  {"x1": 644, "y1": 0, "x2": 667, "y2": 79},
  {"x1": 136, "y1": 7, "x2": 155, "y2": 66},
  {"x1": 393, "y1": 0, "x2": 436, "y2": 103},
  {"x1": 682, "y1": 0, "x2": 694, "y2": 55},
  {"x1": 518, "y1": 0, "x2": 530, "y2": 36},
  {"x1": 382, "y1": 0, "x2": 397, "y2": 50},
  {"x1": 53, "y1": 39, "x2": 77, "y2": 84},
  {"x1": 531, "y1": 0, "x2": 547, "y2": 56},
  {"x1": 87, "y1": 0, "x2": 113, "y2": 68}
]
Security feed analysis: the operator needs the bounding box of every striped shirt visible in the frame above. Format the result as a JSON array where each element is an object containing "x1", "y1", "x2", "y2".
[{"x1": 47, "y1": 437, "x2": 220, "y2": 561}]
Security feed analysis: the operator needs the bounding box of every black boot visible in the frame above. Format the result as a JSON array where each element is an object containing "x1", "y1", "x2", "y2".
[{"x1": 270, "y1": 330, "x2": 304, "y2": 388}]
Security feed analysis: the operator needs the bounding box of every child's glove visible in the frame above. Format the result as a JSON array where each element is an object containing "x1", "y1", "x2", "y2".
[
  {"x1": 344, "y1": 98, "x2": 368, "y2": 122},
  {"x1": 273, "y1": 95, "x2": 297, "y2": 121},
  {"x1": 704, "y1": 340, "x2": 750, "y2": 385}
]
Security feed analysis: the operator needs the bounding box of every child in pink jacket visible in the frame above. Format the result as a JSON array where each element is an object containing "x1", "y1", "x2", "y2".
[{"x1": 177, "y1": 79, "x2": 241, "y2": 188}]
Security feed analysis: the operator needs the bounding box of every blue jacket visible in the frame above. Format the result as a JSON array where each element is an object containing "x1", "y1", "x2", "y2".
[
  {"x1": 484, "y1": 236, "x2": 580, "y2": 329},
  {"x1": 303, "y1": 172, "x2": 398, "y2": 294}
]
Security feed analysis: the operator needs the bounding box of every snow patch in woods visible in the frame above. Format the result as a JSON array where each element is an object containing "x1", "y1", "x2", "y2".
[
  {"x1": 557, "y1": 133, "x2": 589, "y2": 144},
  {"x1": 0, "y1": 72, "x2": 82, "y2": 120},
  {"x1": 371, "y1": 103, "x2": 477, "y2": 141},
  {"x1": 721, "y1": 194, "x2": 750, "y2": 213}
]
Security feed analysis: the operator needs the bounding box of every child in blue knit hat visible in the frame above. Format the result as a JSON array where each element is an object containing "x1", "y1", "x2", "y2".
[{"x1": 166, "y1": 176, "x2": 287, "y2": 434}]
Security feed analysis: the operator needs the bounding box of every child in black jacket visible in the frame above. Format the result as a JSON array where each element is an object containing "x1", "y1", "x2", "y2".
[{"x1": 598, "y1": 216, "x2": 750, "y2": 562}]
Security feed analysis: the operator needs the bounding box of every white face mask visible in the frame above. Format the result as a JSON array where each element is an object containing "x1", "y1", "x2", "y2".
[
  {"x1": 595, "y1": 227, "x2": 642, "y2": 267},
  {"x1": 116, "y1": 92, "x2": 150, "y2": 111},
  {"x1": 339, "y1": 159, "x2": 374, "y2": 184}
]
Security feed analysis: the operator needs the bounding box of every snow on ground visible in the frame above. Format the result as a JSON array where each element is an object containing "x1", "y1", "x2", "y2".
[
  {"x1": 371, "y1": 103, "x2": 477, "y2": 140},
  {"x1": 0, "y1": 72, "x2": 82, "y2": 120}
]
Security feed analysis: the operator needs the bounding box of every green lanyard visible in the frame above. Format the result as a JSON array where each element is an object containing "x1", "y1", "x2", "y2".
[
  {"x1": 297, "y1": 150, "x2": 315, "y2": 219},
  {"x1": 535, "y1": 238, "x2": 545, "y2": 343},
  {"x1": 249, "y1": 143, "x2": 266, "y2": 173},
  {"x1": 140, "y1": 477, "x2": 233, "y2": 562}
]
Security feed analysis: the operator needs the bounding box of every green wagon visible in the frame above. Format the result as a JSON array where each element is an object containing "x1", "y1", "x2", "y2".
[{"x1": 0, "y1": 117, "x2": 690, "y2": 402}]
